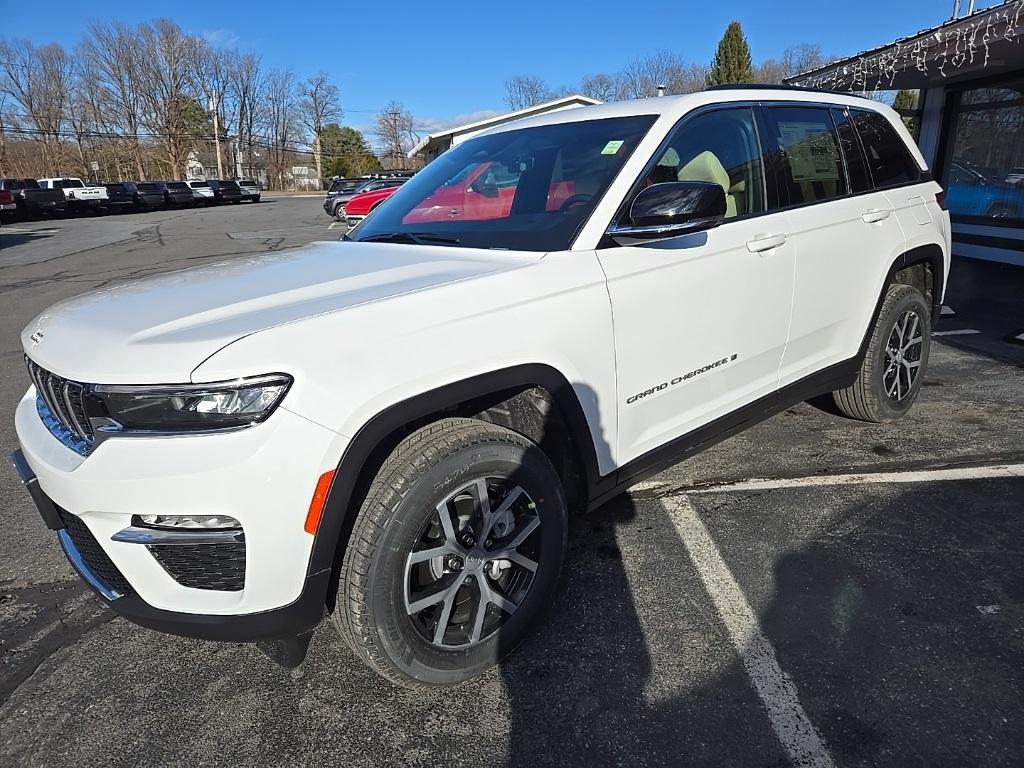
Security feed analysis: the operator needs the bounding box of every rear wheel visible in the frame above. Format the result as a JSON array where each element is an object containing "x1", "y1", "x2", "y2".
[
  {"x1": 833, "y1": 283, "x2": 931, "y2": 422},
  {"x1": 332, "y1": 418, "x2": 567, "y2": 688}
]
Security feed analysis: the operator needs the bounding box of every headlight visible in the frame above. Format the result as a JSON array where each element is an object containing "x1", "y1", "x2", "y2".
[{"x1": 89, "y1": 374, "x2": 291, "y2": 432}]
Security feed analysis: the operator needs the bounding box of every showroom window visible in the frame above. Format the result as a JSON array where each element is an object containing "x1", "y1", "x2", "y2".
[{"x1": 941, "y1": 78, "x2": 1024, "y2": 223}]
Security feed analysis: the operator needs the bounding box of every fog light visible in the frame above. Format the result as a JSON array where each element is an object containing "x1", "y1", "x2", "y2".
[{"x1": 136, "y1": 514, "x2": 241, "y2": 530}]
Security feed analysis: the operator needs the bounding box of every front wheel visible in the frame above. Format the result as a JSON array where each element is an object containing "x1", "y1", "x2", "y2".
[
  {"x1": 332, "y1": 418, "x2": 567, "y2": 688},
  {"x1": 833, "y1": 283, "x2": 931, "y2": 422}
]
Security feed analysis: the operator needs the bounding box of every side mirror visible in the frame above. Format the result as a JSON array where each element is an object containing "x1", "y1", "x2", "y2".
[{"x1": 608, "y1": 181, "x2": 726, "y2": 241}]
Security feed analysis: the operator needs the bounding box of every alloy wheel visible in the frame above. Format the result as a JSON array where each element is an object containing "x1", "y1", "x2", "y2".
[
  {"x1": 404, "y1": 477, "x2": 542, "y2": 649},
  {"x1": 883, "y1": 309, "x2": 923, "y2": 401}
]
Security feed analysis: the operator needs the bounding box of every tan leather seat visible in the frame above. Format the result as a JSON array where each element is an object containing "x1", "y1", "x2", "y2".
[{"x1": 677, "y1": 151, "x2": 737, "y2": 218}]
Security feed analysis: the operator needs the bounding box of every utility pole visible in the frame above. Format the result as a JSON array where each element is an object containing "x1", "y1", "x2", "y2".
[
  {"x1": 210, "y1": 95, "x2": 225, "y2": 179},
  {"x1": 234, "y1": 137, "x2": 243, "y2": 179}
]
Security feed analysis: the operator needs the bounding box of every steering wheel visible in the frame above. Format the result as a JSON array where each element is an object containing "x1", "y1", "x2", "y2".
[{"x1": 558, "y1": 193, "x2": 593, "y2": 213}]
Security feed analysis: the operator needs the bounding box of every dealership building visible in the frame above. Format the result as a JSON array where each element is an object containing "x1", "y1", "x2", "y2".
[{"x1": 789, "y1": 0, "x2": 1024, "y2": 267}]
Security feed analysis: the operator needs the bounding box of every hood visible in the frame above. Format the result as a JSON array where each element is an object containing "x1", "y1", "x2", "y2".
[{"x1": 22, "y1": 240, "x2": 541, "y2": 383}]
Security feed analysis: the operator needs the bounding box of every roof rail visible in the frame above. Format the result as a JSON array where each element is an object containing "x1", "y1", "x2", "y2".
[{"x1": 705, "y1": 83, "x2": 871, "y2": 98}]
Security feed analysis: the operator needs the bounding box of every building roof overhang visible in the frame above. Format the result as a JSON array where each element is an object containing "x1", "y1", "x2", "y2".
[{"x1": 787, "y1": 1, "x2": 1024, "y2": 91}]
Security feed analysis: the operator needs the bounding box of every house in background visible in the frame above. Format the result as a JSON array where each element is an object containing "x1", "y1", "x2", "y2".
[
  {"x1": 184, "y1": 145, "x2": 268, "y2": 186},
  {"x1": 788, "y1": 0, "x2": 1024, "y2": 268},
  {"x1": 409, "y1": 94, "x2": 602, "y2": 164}
]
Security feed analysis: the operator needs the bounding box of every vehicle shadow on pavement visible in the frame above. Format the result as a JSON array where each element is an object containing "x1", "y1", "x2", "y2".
[
  {"x1": 498, "y1": 474, "x2": 1024, "y2": 767},
  {"x1": 0, "y1": 231, "x2": 56, "y2": 249},
  {"x1": 495, "y1": 383, "x2": 787, "y2": 765}
]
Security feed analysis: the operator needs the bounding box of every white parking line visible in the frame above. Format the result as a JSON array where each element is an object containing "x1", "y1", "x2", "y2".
[
  {"x1": 661, "y1": 494, "x2": 835, "y2": 768},
  {"x1": 932, "y1": 328, "x2": 980, "y2": 337},
  {"x1": 684, "y1": 463, "x2": 1024, "y2": 494}
]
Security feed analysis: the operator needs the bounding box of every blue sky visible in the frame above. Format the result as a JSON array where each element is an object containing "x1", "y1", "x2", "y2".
[{"x1": 0, "y1": 0, "x2": 977, "y2": 134}]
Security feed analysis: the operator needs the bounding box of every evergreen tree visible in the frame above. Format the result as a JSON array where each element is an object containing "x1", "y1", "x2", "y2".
[
  {"x1": 320, "y1": 124, "x2": 381, "y2": 179},
  {"x1": 707, "y1": 22, "x2": 754, "y2": 85},
  {"x1": 892, "y1": 90, "x2": 920, "y2": 133}
]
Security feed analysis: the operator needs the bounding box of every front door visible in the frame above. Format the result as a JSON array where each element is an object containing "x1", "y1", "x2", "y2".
[{"x1": 597, "y1": 107, "x2": 795, "y2": 466}]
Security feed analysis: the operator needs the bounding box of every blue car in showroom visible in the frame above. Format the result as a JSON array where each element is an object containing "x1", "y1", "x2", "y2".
[{"x1": 946, "y1": 161, "x2": 1024, "y2": 219}]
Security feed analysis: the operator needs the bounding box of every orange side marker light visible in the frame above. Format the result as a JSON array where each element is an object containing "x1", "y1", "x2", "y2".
[{"x1": 304, "y1": 470, "x2": 336, "y2": 535}]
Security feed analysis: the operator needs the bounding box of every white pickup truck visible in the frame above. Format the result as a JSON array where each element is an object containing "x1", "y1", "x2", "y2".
[{"x1": 37, "y1": 177, "x2": 108, "y2": 212}]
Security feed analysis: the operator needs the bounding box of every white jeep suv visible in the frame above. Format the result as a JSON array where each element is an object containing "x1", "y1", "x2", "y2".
[{"x1": 13, "y1": 87, "x2": 950, "y2": 687}]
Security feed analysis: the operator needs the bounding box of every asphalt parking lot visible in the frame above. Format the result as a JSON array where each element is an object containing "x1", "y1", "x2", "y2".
[{"x1": 1, "y1": 199, "x2": 1023, "y2": 767}]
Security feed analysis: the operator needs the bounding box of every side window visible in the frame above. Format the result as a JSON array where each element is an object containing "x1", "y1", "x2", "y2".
[
  {"x1": 851, "y1": 109, "x2": 921, "y2": 188},
  {"x1": 641, "y1": 107, "x2": 766, "y2": 220},
  {"x1": 765, "y1": 106, "x2": 848, "y2": 205},
  {"x1": 831, "y1": 108, "x2": 872, "y2": 194}
]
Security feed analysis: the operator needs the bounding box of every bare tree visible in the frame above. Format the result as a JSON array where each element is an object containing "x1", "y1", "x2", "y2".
[
  {"x1": 504, "y1": 75, "x2": 550, "y2": 111},
  {"x1": 83, "y1": 22, "x2": 147, "y2": 179},
  {"x1": 374, "y1": 100, "x2": 417, "y2": 169},
  {"x1": 264, "y1": 67, "x2": 299, "y2": 188},
  {"x1": 135, "y1": 20, "x2": 201, "y2": 180},
  {"x1": 299, "y1": 72, "x2": 340, "y2": 184},
  {"x1": 755, "y1": 44, "x2": 831, "y2": 84},
  {"x1": 0, "y1": 39, "x2": 75, "y2": 175},
  {"x1": 580, "y1": 73, "x2": 617, "y2": 102},
  {"x1": 188, "y1": 37, "x2": 233, "y2": 178},
  {"x1": 229, "y1": 52, "x2": 265, "y2": 177},
  {"x1": 68, "y1": 47, "x2": 105, "y2": 178},
  {"x1": 617, "y1": 51, "x2": 706, "y2": 99}
]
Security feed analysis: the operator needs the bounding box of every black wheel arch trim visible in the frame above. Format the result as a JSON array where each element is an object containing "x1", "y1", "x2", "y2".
[{"x1": 306, "y1": 364, "x2": 606, "y2": 600}]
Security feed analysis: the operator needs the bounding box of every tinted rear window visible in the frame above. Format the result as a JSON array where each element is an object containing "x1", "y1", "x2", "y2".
[
  {"x1": 53, "y1": 179, "x2": 84, "y2": 188},
  {"x1": 138, "y1": 183, "x2": 161, "y2": 192},
  {"x1": 851, "y1": 109, "x2": 922, "y2": 188},
  {"x1": 831, "y1": 108, "x2": 872, "y2": 194},
  {"x1": 190, "y1": 181, "x2": 210, "y2": 188},
  {"x1": 241, "y1": 179, "x2": 257, "y2": 186},
  {"x1": 765, "y1": 106, "x2": 848, "y2": 205},
  {"x1": 166, "y1": 182, "x2": 188, "y2": 190}
]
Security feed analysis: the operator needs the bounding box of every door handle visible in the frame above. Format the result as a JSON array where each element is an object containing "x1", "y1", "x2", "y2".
[
  {"x1": 861, "y1": 208, "x2": 892, "y2": 223},
  {"x1": 746, "y1": 233, "x2": 787, "y2": 253}
]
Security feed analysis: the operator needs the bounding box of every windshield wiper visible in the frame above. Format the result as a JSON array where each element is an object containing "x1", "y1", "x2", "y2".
[{"x1": 354, "y1": 232, "x2": 462, "y2": 246}]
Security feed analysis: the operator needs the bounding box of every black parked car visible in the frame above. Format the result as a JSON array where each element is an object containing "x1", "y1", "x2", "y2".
[
  {"x1": 103, "y1": 181, "x2": 165, "y2": 212},
  {"x1": 322, "y1": 177, "x2": 408, "y2": 220},
  {"x1": 208, "y1": 179, "x2": 243, "y2": 204},
  {"x1": 134, "y1": 182, "x2": 165, "y2": 210},
  {"x1": 103, "y1": 182, "x2": 138, "y2": 212},
  {"x1": 158, "y1": 180, "x2": 195, "y2": 208}
]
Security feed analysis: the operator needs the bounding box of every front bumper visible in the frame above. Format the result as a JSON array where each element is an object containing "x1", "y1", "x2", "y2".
[{"x1": 13, "y1": 387, "x2": 347, "y2": 641}]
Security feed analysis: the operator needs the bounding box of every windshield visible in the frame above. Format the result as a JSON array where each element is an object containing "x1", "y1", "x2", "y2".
[{"x1": 348, "y1": 114, "x2": 655, "y2": 251}]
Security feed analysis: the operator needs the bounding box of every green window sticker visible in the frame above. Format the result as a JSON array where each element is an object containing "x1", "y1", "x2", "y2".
[{"x1": 601, "y1": 140, "x2": 625, "y2": 155}]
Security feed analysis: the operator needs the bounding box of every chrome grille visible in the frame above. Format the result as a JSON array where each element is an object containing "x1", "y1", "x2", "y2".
[{"x1": 25, "y1": 357, "x2": 94, "y2": 454}]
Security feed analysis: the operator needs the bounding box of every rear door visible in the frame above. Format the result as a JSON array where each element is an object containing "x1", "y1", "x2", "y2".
[
  {"x1": 767, "y1": 104, "x2": 907, "y2": 385},
  {"x1": 850, "y1": 108, "x2": 939, "y2": 255}
]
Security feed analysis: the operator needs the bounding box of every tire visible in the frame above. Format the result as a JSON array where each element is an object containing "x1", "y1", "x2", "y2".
[
  {"x1": 833, "y1": 283, "x2": 931, "y2": 422},
  {"x1": 332, "y1": 417, "x2": 567, "y2": 688}
]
